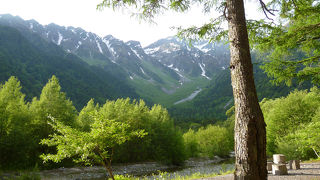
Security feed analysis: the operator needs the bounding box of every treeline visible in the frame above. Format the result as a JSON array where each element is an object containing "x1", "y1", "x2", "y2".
[
  {"x1": 2, "y1": 75, "x2": 317, "y2": 171},
  {"x1": 0, "y1": 76, "x2": 186, "y2": 170},
  {"x1": 226, "y1": 87, "x2": 320, "y2": 160},
  {"x1": 0, "y1": 25, "x2": 139, "y2": 110}
]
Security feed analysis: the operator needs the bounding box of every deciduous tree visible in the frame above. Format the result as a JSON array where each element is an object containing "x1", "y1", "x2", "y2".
[{"x1": 40, "y1": 107, "x2": 146, "y2": 180}]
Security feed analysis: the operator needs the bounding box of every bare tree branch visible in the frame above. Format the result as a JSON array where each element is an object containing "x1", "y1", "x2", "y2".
[{"x1": 258, "y1": 0, "x2": 276, "y2": 20}]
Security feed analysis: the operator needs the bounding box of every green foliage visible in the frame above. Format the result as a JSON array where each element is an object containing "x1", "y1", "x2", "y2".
[
  {"x1": 31, "y1": 76, "x2": 77, "y2": 127},
  {"x1": 261, "y1": 87, "x2": 320, "y2": 159},
  {"x1": 196, "y1": 125, "x2": 232, "y2": 158},
  {"x1": 169, "y1": 55, "x2": 309, "y2": 125},
  {"x1": 0, "y1": 25, "x2": 139, "y2": 110},
  {"x1": 28, "y1": 75, "x2": 78, "y2": 156},
  {"x1": 0, "y1": 77, "x2": 34, "y2": 169},
  {"x1": 283, "y1": 108, "x2": 320, "y2": 159},
  {"x1": 40, "y1": 100, "x2": 147, "y2": 179},
  {"x1": 222, "y1": 87, "x2": 320, "y2": 160},
  {"x1": 183, "y1": 125, "x2": 233, "y2": 159},
  {"x1": 111, "y1": 100, "x2": 187, "y2": 165},
  {"x1": 183, "y1": 129, "x2": 199, "y2": 158},
  {"x1": 40, "y1": 113, "x2": 146, "y2": 165},
  {"x1": 248, "y1": 0, "x2": 320, "y2": 85},
  {"x1": 77, "y1": 99, "x2": 98, "y2": 131},
  {"x1": 0, "y1": 76, "x2": 187, "y2": 170}
]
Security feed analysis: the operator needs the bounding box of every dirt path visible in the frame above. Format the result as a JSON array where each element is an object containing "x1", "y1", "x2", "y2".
[{"x1": 196, "y1": 163, "x2": 320, "y2": 180}]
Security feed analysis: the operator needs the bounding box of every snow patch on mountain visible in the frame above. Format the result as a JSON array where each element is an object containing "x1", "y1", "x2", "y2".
[
  {"x1": 140, "y1": 67, "x2": 146, "y2": 75},
  {"x1": 163, "y1": 49, "x2": 171, "y2": 53},
  {"x1": 198, "y1": 63, "x2": 211, "y2": 80},
  {"x1": 173, "y1": 67, "x2": 180, "y2": 72},
  {"x1": 96, "y1": 39, "x2": 103, "y2": 54},
  {"x1": 102, "y1": 38, "x2": 117, "y2": 57},
  {"x1": 169, "y1": 43, "x2": 181, "y2": 51},
  {"x1": 130, "y1": 48, "x2": 142, "y2": 60},
  {"x1": 194, "y1": 42, "x2": 208, "y2": 49},
  {"x1": 201, "y1": 48, "x2": 211, "y2": 53},
  {"x1": 29, "y1": 22, "x2": 33, "y2": 29},
  {"x1": 194, "y1": 42, "x2": 212, "y2": 53},
  {"x1": 76, "y1": 41, "x2": 82, "y2": 49},
  {"x1": 145, "y1": 47, "x2": 160, "y2": 54},
  {"x1": 57, "y1": 32, "x2": 63, "y2": 45}
]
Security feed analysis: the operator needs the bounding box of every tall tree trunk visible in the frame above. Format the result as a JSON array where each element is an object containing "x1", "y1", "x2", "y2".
[{"x1": 226, "y1": 0, "x2": 267, "y2": 179}]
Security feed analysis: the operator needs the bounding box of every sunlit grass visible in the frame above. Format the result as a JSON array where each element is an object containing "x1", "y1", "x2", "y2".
[
  {"x1": 113, "y1": 169, "x2": 234, "y2": 180},
  {"x1": 302, "y1": 158, "x2": 320, "y2": 163}
]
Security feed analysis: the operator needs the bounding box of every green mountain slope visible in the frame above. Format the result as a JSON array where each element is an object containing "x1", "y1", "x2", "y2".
[
  {"x1": 169, "y1": 55, "x2": 311, "y2": 127},
  {"x1": 0, "y1": 25, "x2": 139, "y2": 109}
]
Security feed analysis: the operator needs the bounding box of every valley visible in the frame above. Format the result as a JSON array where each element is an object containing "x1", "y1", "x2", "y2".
[
  {"x1": 0, "y1": 9, "x2": 319, "y2": 179},
  {"x1": 0, "y1": 14, "x2": 309, "y2": 122},
  {"x1": 0, "y1": 14, "x2": 229, "y2": 109}
]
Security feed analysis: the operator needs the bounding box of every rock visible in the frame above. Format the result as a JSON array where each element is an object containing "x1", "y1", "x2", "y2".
[
  {"x1": 292, "y1": 160, "x2": 300, "y2": 170},
  {"x1": 272, "y1": 164, "x2": 288, "y2": 175},
  {"x1": 273, "y1": 154, "x2": 286, "y2": 164}
]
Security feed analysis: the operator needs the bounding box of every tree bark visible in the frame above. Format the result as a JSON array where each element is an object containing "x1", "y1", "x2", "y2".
[{"x1": 226, "y1": 0, "x2": 267, "y2": 179}]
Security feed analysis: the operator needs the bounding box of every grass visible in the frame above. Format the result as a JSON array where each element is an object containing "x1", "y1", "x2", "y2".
[
  {"x1": 0, "y1": 171, "x2": 41, "y2": 180},
  {"x1": 81, "y1": 58, "x2": 109, "y2": 66},
  {"x1": 302, "y1": 158, "x2": 320, "y2": 163},
  {"x1": 113, "y1": 169, "x2": 234, "y2": 180},
  {"x1": 130, "y1": 74, "x2": 210, "y2": 107}
]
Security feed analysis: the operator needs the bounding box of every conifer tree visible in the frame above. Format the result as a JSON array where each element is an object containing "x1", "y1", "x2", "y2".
[
  {"x1": 97, "y1": 0, "x2": 268, "y2": 178},
  {"x1": 0, "y1": 77, "x2": 33, "y2": 168},
  {"x1": 77, "y1": 99, "x2": 98, "y2": 131},
  {"x1": 30, "y1": 75, "x2": 77, "y2": 139},
  {"x1": 248, "y1": 0, "x2": 320, "y2": 85}
]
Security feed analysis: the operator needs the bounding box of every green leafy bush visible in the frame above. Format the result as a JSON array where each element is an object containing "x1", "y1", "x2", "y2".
[
  {"x1": 183, "y1": 125, "x2": 233, "y2": 158},
  {"x1": 261, "y1": 87, "x2": 320, "y2": 159}
]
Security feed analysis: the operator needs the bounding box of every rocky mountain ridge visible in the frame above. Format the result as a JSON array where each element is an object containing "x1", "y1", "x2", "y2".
[{"x1": 0, "y1": 14, "x2": 230, "y2": 106}]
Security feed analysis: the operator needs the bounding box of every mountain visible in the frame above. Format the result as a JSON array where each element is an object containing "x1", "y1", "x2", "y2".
[
  {"x1": 144, "y1": 37, "x2": 229, "y2": 80},
  {"x1": 0, "y1": 14, "x2": 230, "y2": 107},
  {"x1": 0, "y1": 14, "x2": 311, "y2": 127},
  {"x1": 169, "y1": 54, "x2": 312, "y2": 127},
  {"x1": 0, "y1": 24, "x2": 139, "y2": 109}
]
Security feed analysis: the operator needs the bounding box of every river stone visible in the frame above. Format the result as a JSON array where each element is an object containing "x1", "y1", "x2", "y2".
[
  {"x1": 272, "y1": 164, "x2": 288, "y2": 175},
  {"x1": 273, "y1": 154, "x2": 286, "y2": 164}
]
